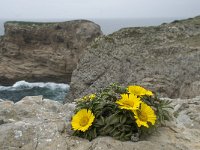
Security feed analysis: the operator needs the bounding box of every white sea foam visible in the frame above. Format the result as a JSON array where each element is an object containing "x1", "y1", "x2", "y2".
[
  {"x1": 0, "y1": 80, "x2": 69, "y2": 91},
  {"x1": 0, "y1": 86, "x2": 12, "y2": 90}
]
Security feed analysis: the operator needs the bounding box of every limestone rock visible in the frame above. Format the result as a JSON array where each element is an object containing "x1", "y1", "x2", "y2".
[
  {"x1": 66, "y1": 16, "x2": 200, "y2": 102},
  {"x1": 0, "y1": 20, "x2": 102, "y2": 85},
  {"x1": 0, "y1": 96, "x2": 75, "y2": 150},
  {"x1": 0, "y1": 96, "x2": 200, "y2": 150}
]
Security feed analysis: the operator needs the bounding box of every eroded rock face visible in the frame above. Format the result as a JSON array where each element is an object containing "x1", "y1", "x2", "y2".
[
  {"x1": 0, "y1": 20, "x2": 102, "y2": 85},
  {"x1": 0, "y1": 96, "x2": 200, "y2": 150},
  {"x1": 66, "y1": 16, "x2": 200, "y2": 102}
]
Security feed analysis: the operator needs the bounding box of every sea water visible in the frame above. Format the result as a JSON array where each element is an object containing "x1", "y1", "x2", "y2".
[{"x1": 0, "y1": 81, "x2": 69, "y2": 102}]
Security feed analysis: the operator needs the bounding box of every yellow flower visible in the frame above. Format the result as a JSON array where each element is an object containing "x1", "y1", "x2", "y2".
[
  {"x1": 128, "y1": 85, "x2": 153, "y2": 96},
  {"x1": 116, "y1": 94, "x2": 141, "y2": 110},
  {"x1": 89, "y1": 94, "x2": 96, "y2": 100},
  {"x1": 81, "y1": 94, "x2": 96, "y2": 101},
  {"x1": 133, "y1": 102, "x2": 156, "y2": 128},
  {"x1": 82, "y1": 96, "x2": 88, "y2": 101},
  {"x1": 71, "y1": 109, "x2": 95, "y2": 132}
]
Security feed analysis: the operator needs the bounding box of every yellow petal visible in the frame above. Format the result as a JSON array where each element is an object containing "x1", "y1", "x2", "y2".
[
  {"x1": 71, "y1": 109, "x2": 95, "y2": 132},
  {"x1": 133, "y1": 102, "x2": 156, "y2": 128}
]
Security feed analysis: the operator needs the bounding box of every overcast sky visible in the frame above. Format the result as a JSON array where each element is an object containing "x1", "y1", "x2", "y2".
[{"x1": 0, "y1": 0, "x2": 200, "y2": 20}]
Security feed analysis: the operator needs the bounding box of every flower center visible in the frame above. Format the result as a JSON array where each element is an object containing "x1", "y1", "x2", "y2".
[
  {"x1": 124, "y1": 102, "x2": 132, "y2": 107},
  {"x1": 80, "y1": 116, "x2": 89, "y2": 126},
  {"x1": 123, "y1": 100, "x2": 134, "y2": 107},
  {"x1": 138, "y1": 112, "x2": 147, "y2": 121}
]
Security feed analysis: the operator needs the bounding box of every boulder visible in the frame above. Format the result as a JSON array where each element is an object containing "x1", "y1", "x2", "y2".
[
  {"x1": 0, "y1": 20, "x2": 102, "y2": 85},
  {"x1": 66, "y1": 16, "x2": 200, "y2": 102},
  {"x1": 0, "y1": 96, "x2": 200, "y2": 150}
]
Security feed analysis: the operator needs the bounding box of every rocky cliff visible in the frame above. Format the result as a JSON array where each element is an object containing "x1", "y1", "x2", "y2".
[
  {"x1": 66, "y1": 16, "x2": 200, "y2": 102},
  {"x1": 0, "y1": 96, "x2": 200, "y2": 150},
  {"x1": 0, "y1": 20, "x2": 102, "y2": 85}
]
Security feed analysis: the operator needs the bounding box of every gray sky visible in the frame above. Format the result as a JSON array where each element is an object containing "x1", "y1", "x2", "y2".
[{"x1": 0, "y1": 0, "x2": 200, "y2": 19}]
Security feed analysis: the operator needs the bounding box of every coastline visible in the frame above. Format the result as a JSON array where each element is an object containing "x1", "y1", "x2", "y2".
[{"x1": 0, "y1": 17, "x2": 182, "y2": 36}]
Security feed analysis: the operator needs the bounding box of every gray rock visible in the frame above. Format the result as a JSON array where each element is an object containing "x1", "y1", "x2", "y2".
[
  {"x1": 0, "y1": 96, "x2": 200, "y2": 150},
  {"x1": 0, "y1": 20, "x2": 102, "y2": 85},
  {"x1": 66, "y1": 16, "x2": 200, "y2": 102},
  {"x1": 0, "y1": 96, "x2": 75, "y2": 150}
]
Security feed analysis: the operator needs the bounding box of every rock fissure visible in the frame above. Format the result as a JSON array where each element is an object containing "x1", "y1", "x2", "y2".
[{"x1": 34, "y1": 134, "x2": 39, "y2": 150}]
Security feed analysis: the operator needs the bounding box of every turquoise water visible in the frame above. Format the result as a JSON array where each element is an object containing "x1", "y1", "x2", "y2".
[{"x1": 0, "y1": 81, "x2": 69, "y2": 102}]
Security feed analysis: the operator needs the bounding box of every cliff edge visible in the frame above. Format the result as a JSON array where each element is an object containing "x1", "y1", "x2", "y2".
[
  {"x1": 0, "y1": 20, "x2": 102, "y2": 85},
  {"x1": 66, "y1": 16, "x2": 200, "y2": 102}
]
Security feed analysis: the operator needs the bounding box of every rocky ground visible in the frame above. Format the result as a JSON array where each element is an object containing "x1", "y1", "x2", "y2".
[
  {"x1": 0, "y1": 20, "x2": 102, "y2": 85},
  {"x1": 0, "y1": 96, "x2": 199, "y2": 150},
  {"x1": 1, "y1": 16, "x2": 200, "y2": 150},
  {"x1": 66, "y1": 16, "x2": 200, "y2": 102}
]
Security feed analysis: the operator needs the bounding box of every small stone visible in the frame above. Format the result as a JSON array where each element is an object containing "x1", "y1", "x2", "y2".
[{"x1": 131, "y1": 133, "x2": 140, "y2": 142}]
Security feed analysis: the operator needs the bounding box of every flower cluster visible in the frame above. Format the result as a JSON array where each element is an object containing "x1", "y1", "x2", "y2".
[{"x1": 71, "y1": 83, "x2": 171, "y2": 141}]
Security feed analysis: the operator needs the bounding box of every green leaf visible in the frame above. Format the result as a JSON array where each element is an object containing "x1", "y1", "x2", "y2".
[
  {"x1": 124, "y1": 132, "x2": 133, "y2": 138},
  {"x1": 119, "y1": 115, "x2": 127, "y2": 125},
  {"x1": 95, "y1": 116, "x2": 105, "y2": 127},
  {"x1": 90, "y1": 128, "x2": 97, "y2": 139},
  {"x1": 106, "y1": 113, "x2": 119, "y2": 125},
  {"x1": 94, "y1": 111, "x2": 101, "y2": 118},
  {"x1": 123, "y1": 136, "x2": 131, "y2": 141},
  {"x1": 93, "y1": 104, "x2": 103, "y2": 111},
  {"x1": 122, "y1": 125, "x2": 132, "y2": 132},
  {"x1": 103, "y1": 125, "x2": 114, "y2": 134},
  {"x1": 119, "y1": 132, "x2": 126, "y2": 141},
  {"x1": 110, "y1": 126, "x2": 117, "y2": 133},
  {"x1": 114, "y1": 123, "x2": 122, "y2": 129},
  {"x1": 128, "y1": 112, "x2": 135, "y2": 122},
  {"x1": 112, "y1": 130, "x2": 121, "y2": 138}
]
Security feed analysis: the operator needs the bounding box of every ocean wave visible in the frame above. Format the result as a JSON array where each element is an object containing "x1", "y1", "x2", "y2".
[
  {"x1": 0, "y1": 80, "x2": 69, "y2": 91},
  {"x1": 0, "y1": 80, "x2": 70, "y2": 102}
]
